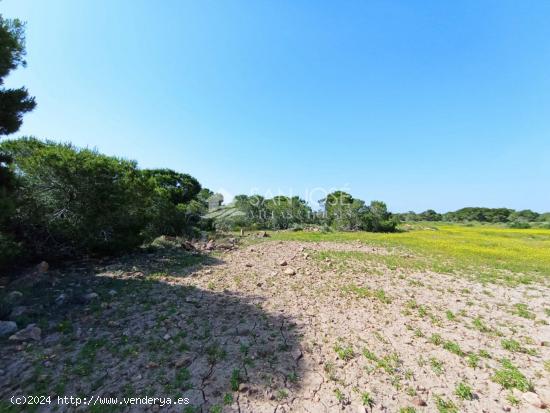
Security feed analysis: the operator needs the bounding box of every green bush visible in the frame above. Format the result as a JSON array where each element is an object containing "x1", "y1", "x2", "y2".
[
  {"x1": 1, "y1": 138, "x2": 153, "y2": 259},
  {"x1": 0, "y1": 138, "x2": 209, "y2": 264},
  {"x1": 508, "y1": 221, "x2": 531, "y2": 229}
]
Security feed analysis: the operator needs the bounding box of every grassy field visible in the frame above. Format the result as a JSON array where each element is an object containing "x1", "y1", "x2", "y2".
[{"x1": 266, "y1": 223, "x2": 550, "y2": 285}]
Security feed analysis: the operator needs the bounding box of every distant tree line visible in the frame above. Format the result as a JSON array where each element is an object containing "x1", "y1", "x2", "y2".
[
  {"x1": 396, "y1": 207, "x2": 549, "y2": 227},
  {"x1": 213, "y1": 191, "x2": 398, "y2": 233}
]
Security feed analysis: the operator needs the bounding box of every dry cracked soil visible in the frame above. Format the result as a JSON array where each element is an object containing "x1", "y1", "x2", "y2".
[{"x1": 1, "y1": 238, "x2": 550, "y2": 413}]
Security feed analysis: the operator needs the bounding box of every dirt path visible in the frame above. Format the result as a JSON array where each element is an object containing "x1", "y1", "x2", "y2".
[
  {"x1": 178, "y1": 240, "x2": 550, "y2": 412},
  {"x1": 1, "y1": 240, "x2": 549, "y2": 412}
]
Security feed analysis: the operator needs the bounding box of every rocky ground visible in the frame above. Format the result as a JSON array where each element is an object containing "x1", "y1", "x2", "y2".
[{"x1": 1, "y1": 237, "x2": 549, "y2": 412}]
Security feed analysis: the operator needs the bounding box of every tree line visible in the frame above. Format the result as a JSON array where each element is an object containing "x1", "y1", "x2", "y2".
[
  {"x1": 212, "y1": 191, "x2": 398, "y2": 233},
  {"x1": 396, "y1": 207, "x2": 549, "y2": 227}
]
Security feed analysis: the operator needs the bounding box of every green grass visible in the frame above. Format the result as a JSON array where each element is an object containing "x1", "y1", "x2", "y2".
[
  {"x1": 268, "y1": 223, "x2": 550, "y2": 284},
  {"x1": 361, "y1": 391, "x2": 374, "y2": 407},
  {"x1": 492, "y1": 358, "x2": 533, "y2": 391},
  {"x1": 455, "y1": 382, "x2": 474, "y2": 400},
  {"x1": 341, "y1": 284, "x2": 392, "y2": 303},
  {"x1": 334, "y1": 343, "x2": 355, "y2": 361},
  {"x1": 434, "y1": 395, "x2": 458, "y2": 413}
]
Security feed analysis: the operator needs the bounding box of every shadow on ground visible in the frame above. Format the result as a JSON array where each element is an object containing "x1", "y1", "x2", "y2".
[{"x1": 0, "y1": 248, "x2": 304, "y2": 412}]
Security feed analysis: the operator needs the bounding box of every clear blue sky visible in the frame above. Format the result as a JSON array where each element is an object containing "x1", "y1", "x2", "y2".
[{"x1": 2, "y1": 0, "x2": 550, "y2": 212}]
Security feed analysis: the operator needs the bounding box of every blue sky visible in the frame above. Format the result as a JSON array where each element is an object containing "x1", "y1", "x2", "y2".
[{"x1": 2, "y1": 0, "x2": 550, "y2": 212}]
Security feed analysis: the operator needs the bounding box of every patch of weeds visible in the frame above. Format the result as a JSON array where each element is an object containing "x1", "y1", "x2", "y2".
[
  {"x1": 466, "y1": 353, "x2": 480, "y2": 368},
  {"x1": 472, "y1": 316, "x2": 491, "y2": 333},
  {"x1": 455, "y1": 382, "x2": 473, "y2": 400},
  {"x1": 501, "y1": 339, "x2": 521, "y2": 352},
  {"x1": 501, "y1": 338, "x2": 536, "y2": 355},
  {"x1": 443, "y1": 341, "x2": 464, "y2": 356},
  {"x1": 324, "y1": 362, "x2": 338, "y2": 381},
  {"x1": 429, "y1": 333, "x2": 442, "y2": 346},
  {"x1": 544, "y1": 360, "x2": 550, "y2": 372},
  {"x1": 343, "y1": 284, "x2": 392, "y2": 304},
  {"x1": 276, "y1": 389, "x2": 288, "y2": 401},
  {"x1": 206, "y1": 342, "x2": 227, "y2": 364},
  {"x1": 406, "y1": 386, "x2": 416, "y2": 396},
  {"x1": 413, "y1": 328, "x2": 424, "y2": 338},
  {"x1": 479, "y1": 349, "x2": 491, "y2": 358},
  {"x1": 513, "y1": 303, "x2": 535, "y2": 319},
  {"x1": 363, "y1": 347, "x2": 378, "y2": 362},
  {"x1": 545, "y1": 308, "x2": 550, "y2": 317},
  {"x1": 373, "y1": 331, "x2": 389, "y2": 344},
  {"x1": 399, "y1": 408, "x2": 417, "y2": 413},
  {"x1": 492, "y1": 358, "x2": 533, "y2": 391},
  {"x1": 73, "y1": 338, "x2": 107, "y2": 376},
  {"x1": 334, "y1": 388, "x2": 345, "y2": 402},
  {"x1": 376, "y1": 353, "x2": 400, "y2": 374},
  {"x1": 374, "y1": 289, "x2": 392, "y2": 304},
  {"x1": 430, "y1": 357, "x2": 444, "y2": 375},
  {"x1": 175, "y1": 368, "x2": 191, "y2": 390},
  {"x1": 361, "y1": 391, "x2": 374, "y2": 407},
  {"x1": 418, "y1": 305, "x2": 428, "y2": 318},
  {"x1": 57, "y1": 320, "x2": 73, "y2": 334},
  {"x1": 445, "y1": 310, "x2": 456, "y2": 321},
  {"x1": 334, "y1": 343, "x2": 354, "y2": 361},
  {"x1": 230, "y1": 369, "x2": 241, "y2": 391},
  {"x1": 209, "y1": 405, "x2": 222, "y2": 413},
  {"x1": 287, "y1": 372, "x2": 298, "y2": 383},
  {"x1": 223, "y1": 393, "x2": 233, "y2": 405},
  {"x1": 506, "y1": 393, "x2": 520, "y2": 407},
  {"x1": 434, "y1": 395, "x2": 458, "y2": 413}
]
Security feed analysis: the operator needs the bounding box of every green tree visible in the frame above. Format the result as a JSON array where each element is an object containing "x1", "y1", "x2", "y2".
[
  {"x1": 0, "y1": 16, "x2": 36, "y2": 136},
  {"x1": 141, "y1": 169, "x2": 204, "y2": 237},
  {"x1": 1, "y1": 138, "x2": 152, "y2": 259}
]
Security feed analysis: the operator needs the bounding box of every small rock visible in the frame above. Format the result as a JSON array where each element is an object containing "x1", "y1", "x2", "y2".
[
  {"x1": 55, "y1": 294, "x2": 67, "y2": 305},
  {"x1": 284, "y1": 268, "x2": 296, "y2": 276},
  {"x1": 146, "y1": 362, "x2": 159, "y2": 369},
  {"x1": 37, "y1": 261, "x2": 49, "y2": 273},
  {"x1": 523, "y1": 392, "x2": 546, "y2": 409},
  {"x1": 245, "y1": 263, "x2": 253, "y2": 268},
  {"x1": 83, "y1": 292, "x2": 99, "y2": 301},
  {"x1": 9, "y1": 323, "x2": 41, "y2": 341},
  {"x1": 412, "y1": 397, "x2": 427, "y2": 406},
  {"x1": 163, "y1": 333, "x2": 171, "y2": 341},
  {"x1": 9, "y1": 306, "x2": 28, "y2": 319},
  {"x1": 537, "y1": 388, "x2": 550, "y2": 406},
  {"x1": 0, "y1": 321, "x2": 17, "y2": 337},
  {"x1": 291, "y1": 348, "x2": 302, "y2": 361},
  {"x1": 8, "y1": 291, "x2": 23, "y2": 301},
  {"x1": 108, "y1": 290, "x2": 117, "y2": 296},
  {"x1": 174, "y1": 355, "x2": 192, "y2": 368},
  {"x1": 238, "y1": 383, "x2": 249, "y2": 392},
  {"x1": 279, "y1": 260, "x2": 288, "y2": 266}
]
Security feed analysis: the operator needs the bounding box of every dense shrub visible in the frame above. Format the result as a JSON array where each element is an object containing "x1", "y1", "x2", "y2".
[
  {"x1": 0, "y1": 138, "x2": 209, "y2": 268},
  {"x1": 141, "y1": 168, "x2": 206, "y2": 238},
  {"x1": 321, "y1": 192, "x2": 397, "y2": 232},
  {"x1": 0, "y1": 138, "x2": 153, "y2": 260}
]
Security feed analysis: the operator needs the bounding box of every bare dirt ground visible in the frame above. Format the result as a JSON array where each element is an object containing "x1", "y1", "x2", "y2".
[{"x1": 1, "y1": 239, "x2": 549, "y2": 412}]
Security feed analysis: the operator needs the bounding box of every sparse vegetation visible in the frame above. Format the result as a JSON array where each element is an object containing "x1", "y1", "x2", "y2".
[
  {"x1": 455, "y1": 382, "x2": 474, "y2": 400},
  {"x1": 492, "y1": 359, "x2": 533, "y2": 391}
]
